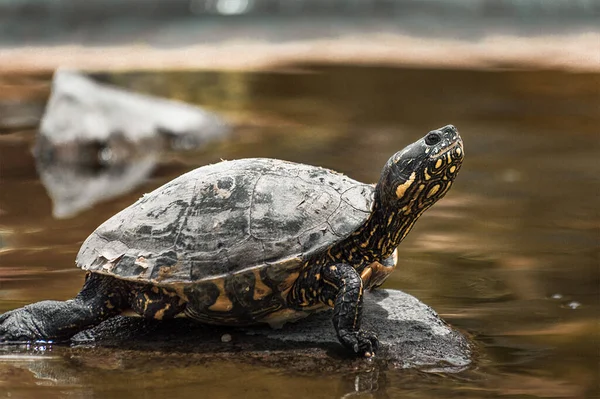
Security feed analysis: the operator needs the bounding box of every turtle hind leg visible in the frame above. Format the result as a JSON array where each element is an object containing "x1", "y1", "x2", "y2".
[{"x1": 0, "y1": 273, "x2": 128, "y2": 343}]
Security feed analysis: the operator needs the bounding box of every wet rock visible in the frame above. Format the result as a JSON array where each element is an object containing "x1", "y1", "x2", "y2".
[
  {"x1": 38, "y1": 69, "x2": 229, "y2": 155},
  {"x1": 72, "y1": 289, "x2": 472, "y2": 373}
]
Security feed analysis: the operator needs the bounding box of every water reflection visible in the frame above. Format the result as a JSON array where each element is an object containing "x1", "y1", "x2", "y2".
[
  {"x1": 0, "y1": 65, "x2": 598, "y2": 398},
  {"x1": 0, "y1": 343, "x2": 392, "y2": 399},
  {"x1": 36, "y1": 154, "x2": 159, "y2": 219}
]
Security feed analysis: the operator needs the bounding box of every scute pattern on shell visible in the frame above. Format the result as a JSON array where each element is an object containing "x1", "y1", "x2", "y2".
[{"x1": 76, "y1": 158, "x2": 375, "y2": 284}]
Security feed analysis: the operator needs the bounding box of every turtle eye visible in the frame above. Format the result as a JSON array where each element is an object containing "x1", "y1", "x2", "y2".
[{"x1": 425, "y1": 132, "x2": 441, "y2": 146}]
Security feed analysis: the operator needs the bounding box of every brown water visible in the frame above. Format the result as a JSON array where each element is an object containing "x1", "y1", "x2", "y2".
[{"x1": 0, "y1": 66, "x2": 598, "y2": 398}]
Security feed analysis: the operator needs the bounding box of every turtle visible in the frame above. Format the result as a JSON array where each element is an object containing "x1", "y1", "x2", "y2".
[{"x1": 0, "y1": 125, "x2": 464, "y2": 356}]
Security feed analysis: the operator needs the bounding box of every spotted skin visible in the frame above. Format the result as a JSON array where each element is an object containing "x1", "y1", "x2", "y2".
[
  {"x1": 0, "y1": 125, "x2": 464, "y2": 357},
  {"x1": 130, "y1": 285, "x2": 186, "y2": 320}
]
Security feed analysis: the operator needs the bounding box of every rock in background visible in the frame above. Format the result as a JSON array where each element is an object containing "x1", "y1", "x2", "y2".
[
  {"x1": 37, "y1": 69, "x2": 229, "y2": 160},
  {"x1": 35, "y1": 70, "x2": 230, "y2": 218}
]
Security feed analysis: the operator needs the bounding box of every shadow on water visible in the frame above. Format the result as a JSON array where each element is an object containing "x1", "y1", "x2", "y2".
[{"x1": 0, "y1": 65, "x2": 598, "y2": 398}]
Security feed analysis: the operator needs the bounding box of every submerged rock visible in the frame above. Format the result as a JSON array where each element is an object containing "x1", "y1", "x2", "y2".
[{"x1": 72, "y1": 289, "x2": 471, "y2": 372}]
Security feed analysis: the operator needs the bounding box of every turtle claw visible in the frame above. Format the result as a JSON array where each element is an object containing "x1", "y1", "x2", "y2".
[{"x1": 339, "y1": 329, "x2": 379, "y2": 357}]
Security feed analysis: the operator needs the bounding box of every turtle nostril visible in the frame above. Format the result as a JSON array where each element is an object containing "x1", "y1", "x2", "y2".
[{"x1": 425, "y1": 132, "x2": 441, "y2": 146}]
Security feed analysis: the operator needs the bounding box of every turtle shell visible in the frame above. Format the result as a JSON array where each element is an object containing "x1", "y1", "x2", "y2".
[{"x1": 76, "y1": 158, "x2": 374, "y2": 284}]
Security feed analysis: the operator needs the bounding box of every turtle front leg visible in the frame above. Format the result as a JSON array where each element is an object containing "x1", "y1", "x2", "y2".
[
  {"x1": 322, "y1": 263, "x2": 379, "y2": 357},
  {"x1": 0, "y1": 273, "x2": 126, "y2": 343},
  {"x1": 290, "y1": 263, "x2": 379, "y2": 357}
]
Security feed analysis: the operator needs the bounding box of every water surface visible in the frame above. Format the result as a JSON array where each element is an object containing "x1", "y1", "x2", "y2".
[{"x1": 0, "y1": 66, "x2": 598, "y2": 398}]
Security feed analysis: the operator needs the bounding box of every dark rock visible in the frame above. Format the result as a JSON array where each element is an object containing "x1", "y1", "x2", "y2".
[{"x1": 71, "y1": 289, "x2": 472, "y2": 373}]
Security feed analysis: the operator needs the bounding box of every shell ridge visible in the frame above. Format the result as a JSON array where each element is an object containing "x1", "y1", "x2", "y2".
[
  {"x1": 247, "y1": 170, "x2": 265, "y2": 241},
  {"x1": 171, "y1": 178, "x2": 200, "y2": 251}
]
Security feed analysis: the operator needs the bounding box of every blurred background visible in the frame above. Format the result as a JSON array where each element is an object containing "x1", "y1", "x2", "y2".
[{"x1": 0, "y1": 1, "x2": 599, "y2": 398}]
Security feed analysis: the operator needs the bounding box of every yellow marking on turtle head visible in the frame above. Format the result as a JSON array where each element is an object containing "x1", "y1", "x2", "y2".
[
  {"x1": 395, "y1": 172, "x2": 416, "y2": 199},
  {"x1": 329, "y1": 265, "x2": 337, "y2": 272},
  {"x1": 435, "y1": 159, "x2": 443, "y2": 169},
  {"x1": 327, "y1": 299, "x2": 334, "y2": 307},
  {"x1": 427, "y1": 184, "x2": 440, "y2": 198},
  {"x1": 449, "y1": 165, "x2": 456, "y2": 173},
  {"x1": 424, "y1": 169, "x2": 431, "y2": 181},
  {"x1": 208, "y1": 279, "x2": 233, "y2": 312},
  {"x1": 252, "y1": 269, "x2": 273, "y2": 300}
]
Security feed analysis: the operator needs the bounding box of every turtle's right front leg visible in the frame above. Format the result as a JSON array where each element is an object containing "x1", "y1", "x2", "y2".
[
  {"x1": 0, "y1": 273, "x2": 127, "y2": 343},
  {"x1": 320, "y1": 263, "x2": 379, "y2": 357},
  {"x1": 290, "y1": 263, "x2": 379, "y2": 357}
]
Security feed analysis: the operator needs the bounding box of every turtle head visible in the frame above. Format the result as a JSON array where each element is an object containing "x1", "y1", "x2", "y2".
[{"x1": 378, "y1": 125, "x2": 464, "y2": 210}]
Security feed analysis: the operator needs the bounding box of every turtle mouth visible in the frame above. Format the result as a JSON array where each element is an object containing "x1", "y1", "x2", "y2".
[{"x1": 430, "y1": 139, "x2": 463, "y2": 160}]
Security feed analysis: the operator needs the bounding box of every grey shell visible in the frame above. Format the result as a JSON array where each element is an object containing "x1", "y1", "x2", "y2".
[{"x1": 76, "y1": 158, "x2": 374, "y2": 284}]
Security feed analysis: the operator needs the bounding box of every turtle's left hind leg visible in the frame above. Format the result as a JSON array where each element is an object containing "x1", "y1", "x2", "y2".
[{"x1": 0, "y1": 273, "x2": 128, "y2": 343}]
